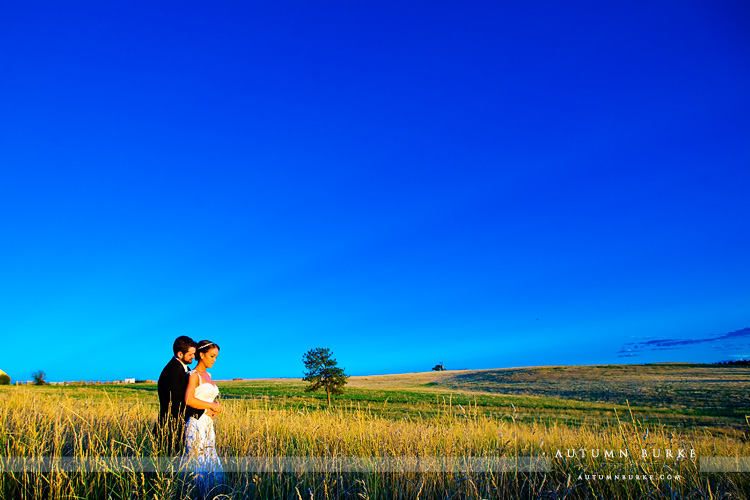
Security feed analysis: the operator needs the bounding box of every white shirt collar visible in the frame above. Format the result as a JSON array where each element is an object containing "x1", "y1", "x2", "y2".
[{"x1": 174, "y1": 356, "x2": 189, "y2": 372}]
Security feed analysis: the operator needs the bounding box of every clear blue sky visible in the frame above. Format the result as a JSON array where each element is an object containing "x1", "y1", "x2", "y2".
[{"x1": 1, "y1": 1, "x2": 748, "y2": 382}]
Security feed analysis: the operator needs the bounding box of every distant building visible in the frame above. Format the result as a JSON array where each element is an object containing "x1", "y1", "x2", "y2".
[{"x1": 123, "y1": 378, "x2": 136, "y2": 384}]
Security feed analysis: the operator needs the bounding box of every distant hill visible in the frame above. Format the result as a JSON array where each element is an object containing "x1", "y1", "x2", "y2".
[
  {"x1": 347, "y1": 363, "x2": 750, "y2": 418},
  {"x1": 715, "y1": 359, "x2": 750, "y2": 366}
]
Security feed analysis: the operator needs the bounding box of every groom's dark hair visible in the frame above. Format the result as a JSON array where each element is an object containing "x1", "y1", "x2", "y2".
[{"x1": 173, "y1": 336, "x2": 196, "y2": 356}]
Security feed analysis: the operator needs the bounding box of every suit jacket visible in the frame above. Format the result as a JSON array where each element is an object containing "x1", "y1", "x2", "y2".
[{"x1": 157, "y1": 357, "x2": 204, "y2": 424}]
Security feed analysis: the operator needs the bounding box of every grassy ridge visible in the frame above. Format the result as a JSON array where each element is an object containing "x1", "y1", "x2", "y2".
[{"x1": 440, "y1": 364, "x2": 750, "y2": 418}]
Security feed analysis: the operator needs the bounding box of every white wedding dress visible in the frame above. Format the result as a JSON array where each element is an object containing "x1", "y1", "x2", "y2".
[{"x1": 180, "y1": 370, "x2": 223, "y2": 498}]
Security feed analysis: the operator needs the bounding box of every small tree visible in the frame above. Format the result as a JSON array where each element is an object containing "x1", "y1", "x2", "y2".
[
  {"x1": 302, "y1": 348, "x2": 349, "y2": 406},
  {"x1": 32, "y1": 370, "x2": 47, "y2": 385},
  {"x1": 0, "y1": 371, "x2": 10, "y2": 385}
]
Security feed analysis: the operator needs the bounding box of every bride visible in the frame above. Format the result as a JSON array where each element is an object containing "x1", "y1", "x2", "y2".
[{"x1": 181, "y1": 340, "x2": 224, "y2": 498}]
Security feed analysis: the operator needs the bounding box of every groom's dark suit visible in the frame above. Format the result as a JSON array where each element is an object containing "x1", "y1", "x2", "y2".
[{"x1": 156, "y1": 357, "x2": 203, "y2": 452}]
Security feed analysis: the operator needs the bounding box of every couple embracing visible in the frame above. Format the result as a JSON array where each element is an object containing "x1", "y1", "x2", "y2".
[{"x1": 156, "y1": 336, "x2": 224, "y2": 496}]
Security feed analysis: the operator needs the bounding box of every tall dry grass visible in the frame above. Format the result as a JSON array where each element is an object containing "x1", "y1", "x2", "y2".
[{"x1": 0, "y1": 387, "x2": 748, "y2": 499}]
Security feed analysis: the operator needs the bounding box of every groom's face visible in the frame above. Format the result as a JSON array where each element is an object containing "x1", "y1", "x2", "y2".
[{"x1": 178, "y1": 347, "x2": 196, "y2": 365}]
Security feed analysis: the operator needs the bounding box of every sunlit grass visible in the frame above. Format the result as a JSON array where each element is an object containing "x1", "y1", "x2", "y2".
[{"x1": 2, "y1": 378, "x2": 749, "y2": 499}]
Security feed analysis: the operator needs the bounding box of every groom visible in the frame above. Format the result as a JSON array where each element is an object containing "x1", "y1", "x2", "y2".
[{"x1": 156, "y1": 335, "x2": 212, "y2": 452}]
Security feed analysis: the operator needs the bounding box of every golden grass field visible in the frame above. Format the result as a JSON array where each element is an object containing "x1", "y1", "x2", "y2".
[{"x1": 1, "y1": 363, "x2": 749, "y2": 499}]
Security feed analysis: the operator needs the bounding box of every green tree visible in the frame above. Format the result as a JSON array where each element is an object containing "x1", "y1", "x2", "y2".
[
  {"x1": 32, "y1": 370, "x2": 47, "y2": 385},
  {"x1": 0, "y1": 369, "x2": 10, "y2": 385},
  {"x1": 302, "y1": 348, "x2": 349, "y2": 406}
]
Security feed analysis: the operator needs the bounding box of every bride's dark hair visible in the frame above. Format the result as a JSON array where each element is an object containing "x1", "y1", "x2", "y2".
[{"x1": 196, "y1": 340, "x2": 220, "y2": 362}]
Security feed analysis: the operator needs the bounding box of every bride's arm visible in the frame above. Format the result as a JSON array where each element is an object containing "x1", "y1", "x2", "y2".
[{"x1": 184, "y1": 372, "x2": 221, "y2": 411}]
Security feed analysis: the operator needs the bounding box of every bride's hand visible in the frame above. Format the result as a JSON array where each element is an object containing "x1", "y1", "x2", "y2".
[{"x1": 212, "y1": 402, "x2": 223, "y2": 414}]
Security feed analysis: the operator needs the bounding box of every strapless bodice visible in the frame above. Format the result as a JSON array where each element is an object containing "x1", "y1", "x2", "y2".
[{"x1": 190, "y1": 370, "x2": 219, "y2": 403}]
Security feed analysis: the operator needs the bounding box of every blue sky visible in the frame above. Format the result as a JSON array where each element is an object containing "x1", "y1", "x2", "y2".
[{"x1": 1, "y1": 1, "x2": 749, "y2": 382}]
